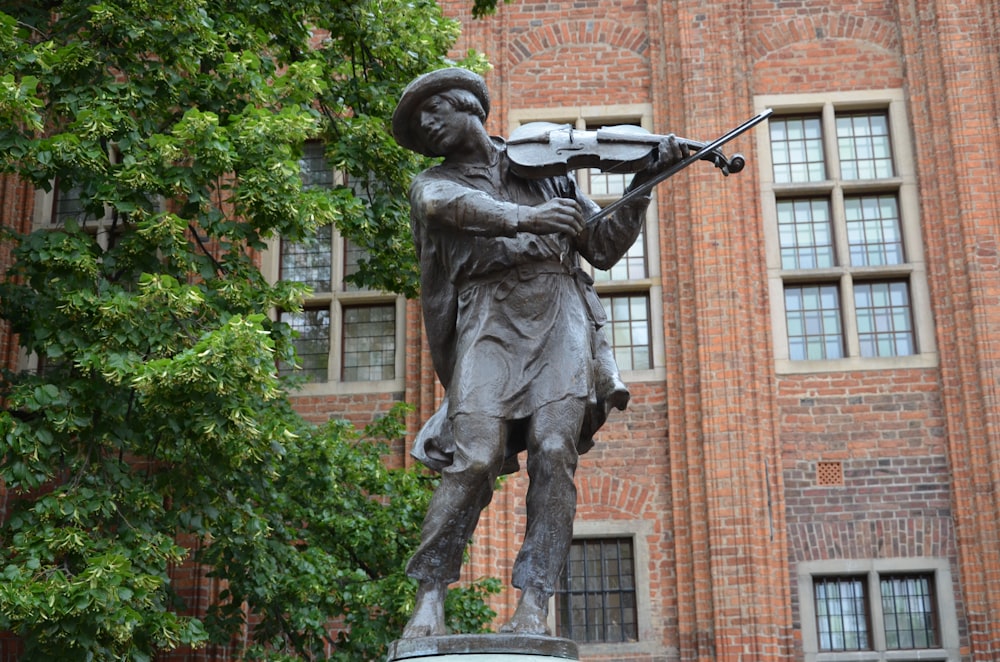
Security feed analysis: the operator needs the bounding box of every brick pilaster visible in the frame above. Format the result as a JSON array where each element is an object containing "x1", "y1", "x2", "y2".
[
  {"x1": 662, "y1": 2, "x2": 793, "y2": 659},
  {"x1": 896, "y1": 1, "x2": 1000, "y2": 657}
]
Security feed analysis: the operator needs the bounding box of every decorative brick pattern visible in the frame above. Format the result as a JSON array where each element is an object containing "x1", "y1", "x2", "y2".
[{"x1": 815, "y1": 461, "x2": 843, "y2": 487}]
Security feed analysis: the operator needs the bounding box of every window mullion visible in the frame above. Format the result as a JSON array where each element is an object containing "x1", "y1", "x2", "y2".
[
  {"x1": 821, "y1": 103, "x2": 839, "y2": 180},
  {"x1": 869, "y1": 572, "x2": 888, "y2": 653},
  {"x1": 830, "y1": 177, "x2": 861, "y2": 359},
  {"x1": 329, "y1": 227, "x2": 343, "y2": 381},
  {"x1": 823, "y1": 103, "x2": 856, "y2": 359},
  {"x1": 96, "y1": 227, "x2": 111, "y2": 252},
  {"x1": 841, "y1": 272, "x2": 862, "y2": 358},
  {"x1": 830, "y1": 183, "x2": 849, "y2": 269},
  {"x1": 332, "y1": 229, "x2": 346, "y2": 293},
  {"x1": 329, "y1": 299, "x2": 343, "y2": 383}
]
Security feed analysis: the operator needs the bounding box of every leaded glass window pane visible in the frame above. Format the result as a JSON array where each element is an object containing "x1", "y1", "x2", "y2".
[
  {"x1": 771, "y1": 116, "x2": 825, "y2": 183},
  {"x1": 855, "y1": 281, "x2": 915, "y2": 358},
  {"x1": 785, "y1": 285, "x2": 843, "y2": 360},
  {"x1": 777, "y1": 198, "x2": 835, "y2": 269},
  {"x1": 343, "y1": 238, "x2": 372, "y2": 292},
  {"x1": 837, "y1": 112, "x2": 894, "y2": 180},
  {"x1": 300, "y1": 141, "x2": 334, "y2": 189},
  {"x1": 280, "y1": 224, "x2": 333, "y2": 292},
  {"x1": 280, "y1": 307, "x2": 330, "y2": 382},
  {"x1": 845, "y1": 195, "x2": 904, "y2": 266},
  {"x1": 342, "y1": 304, "x2": 396, "y2": 381},
  {"x1": 815, "y1": 577, "x2": 870, "y2": 651},
  {"x1": 53, "y1": 183, "x2": 98, "y2": 225}
]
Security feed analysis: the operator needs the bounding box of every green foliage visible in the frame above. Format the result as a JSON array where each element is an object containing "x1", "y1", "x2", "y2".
[
  {"x1": 0, "y1": 0, "x2": 499, "y2": 659},
  {"x1": 470, "y1": 0, "x2": 508, "y2": 19}
]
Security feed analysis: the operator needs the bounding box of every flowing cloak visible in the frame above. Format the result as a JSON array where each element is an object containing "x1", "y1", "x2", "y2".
[{"x1": 409, "y1": 139, "x2": 647, "y2": 475}]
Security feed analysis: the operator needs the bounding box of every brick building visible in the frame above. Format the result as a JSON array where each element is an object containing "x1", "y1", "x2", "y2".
[{"x1": 3, "y1": 1, "x2": 1000, "y2": 661}]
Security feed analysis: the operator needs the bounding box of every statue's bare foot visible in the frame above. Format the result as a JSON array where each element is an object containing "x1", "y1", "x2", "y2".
[
  {"x1": 402, "y1": 581, "x2": 448, "y2": 638},
  {"x1": 499, "y1": 587, "x2": 551, "y2": 635}
]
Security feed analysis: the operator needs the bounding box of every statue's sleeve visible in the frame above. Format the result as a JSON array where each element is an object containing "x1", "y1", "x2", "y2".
[
  {"x1": 411, "y1": 174, "x2": 521, "y2": 237},
  {"x1": 572, "y1": 180, "x2": 650, "y2": 270}
]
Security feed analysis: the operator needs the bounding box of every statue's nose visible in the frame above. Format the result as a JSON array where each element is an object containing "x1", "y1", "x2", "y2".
[{"x1": 420, "y1": 114, "x2": 439, "y2": 133}]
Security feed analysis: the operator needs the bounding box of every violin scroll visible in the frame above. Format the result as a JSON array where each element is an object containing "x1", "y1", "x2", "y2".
[{"x1": 710, "y1": 150, "x2": 746, "y2": 175}]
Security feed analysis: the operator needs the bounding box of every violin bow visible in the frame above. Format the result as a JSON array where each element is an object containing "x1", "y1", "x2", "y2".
[{"x1": 586, "y1": 108, "x2": 774, "y2": 226}]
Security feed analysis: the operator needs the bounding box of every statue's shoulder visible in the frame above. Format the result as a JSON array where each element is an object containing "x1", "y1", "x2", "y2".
[{"x1": 410, "y1": 164, "x2": 454, "y2": 190}]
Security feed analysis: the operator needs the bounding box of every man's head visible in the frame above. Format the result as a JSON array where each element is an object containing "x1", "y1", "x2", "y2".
[{"x1": 392, "y1": 68, "x2": 490, "y2": 157}]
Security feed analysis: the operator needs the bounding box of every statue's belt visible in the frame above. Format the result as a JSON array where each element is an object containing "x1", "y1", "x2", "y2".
[{"x1": 459, "y1": 260, "x2": 606, "y2": 325}]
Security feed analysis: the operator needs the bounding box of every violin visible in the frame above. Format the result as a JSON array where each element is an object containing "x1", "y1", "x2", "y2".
[{"x1": 507, "y1": 109, "x2": 773, "y2": 224}]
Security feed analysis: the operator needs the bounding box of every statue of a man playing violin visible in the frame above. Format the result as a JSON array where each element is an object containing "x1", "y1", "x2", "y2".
[{"x1": 391, "y1": 68, "x2": 686, "y2": 639}]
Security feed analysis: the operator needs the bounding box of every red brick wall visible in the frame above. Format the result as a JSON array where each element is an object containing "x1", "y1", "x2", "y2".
[
  {"x1": 898, "y1": 2, "x2": 1000, "y2": 656},
  {"x1": 0, "y1": 174, "x2": 34, "y2": 374},
  {"x1": 778, "y1": 369, "x2": 965, "y2": 656}
]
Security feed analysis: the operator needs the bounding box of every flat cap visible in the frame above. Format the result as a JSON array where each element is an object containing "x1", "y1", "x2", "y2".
[{"x1": 392, "y1": 68, "x2": 490, "y2": 156}]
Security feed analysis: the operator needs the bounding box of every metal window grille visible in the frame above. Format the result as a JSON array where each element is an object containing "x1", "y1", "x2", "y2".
[
  {"x1": 342, "y1": 238, "x2": 371, "y2": 292},
  {"x1": 880, "y1": 574, "x2": 939, "y2": 650},
  {"x1": 769, "y1": 105, "x2": 923, "y2": 364},
  {"x1": 556, "y1": 538, "x2": 638, "y2": 643},
  {"x1": 815, "y1": 576, "x2": 871, "y2": 651},
  {"x1": 51, "y1": 178, "x2": 131, "y2": 252}
]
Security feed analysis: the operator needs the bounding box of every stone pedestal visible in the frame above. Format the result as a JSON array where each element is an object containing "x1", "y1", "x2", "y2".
[{"x1": 386, "y1": 634, "x2": 579, "y2": 661}]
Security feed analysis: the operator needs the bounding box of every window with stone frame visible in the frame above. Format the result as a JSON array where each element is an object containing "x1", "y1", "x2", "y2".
[
  {"x1": 23, "y1": 149, "x2": 156, "y2": 374},
  {"x1": 46, "y1": 148, "x2": 131, "y2": 251},
  {"x1": 509, "y1": 106, "x2": 664, "y2": 376},
  {"x1": 555, "y1": 537, "x2": 638, "y2": 644},
  {"x1": 757, "y1": 91, "x2": 936, "y2": 373},
  {"x1": 798, "y1": 559, "x2": 960, "y2": 662},
  {"x1": 583, "y1": 120, "x2": 654, "y2": 372},
  {"x1": 275, "y1": 141, "x2": 403, "y2": 389}
]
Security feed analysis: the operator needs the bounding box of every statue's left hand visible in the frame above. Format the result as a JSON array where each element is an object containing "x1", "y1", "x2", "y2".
[
  {"x1": 629, "y1": 134, "x2": 687, "y2": 190},
  {"x1": 651, "y1": 134, "x2": 688, "y2": 173}
]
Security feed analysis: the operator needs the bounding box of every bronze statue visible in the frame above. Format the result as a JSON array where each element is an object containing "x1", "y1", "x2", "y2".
[{"x1": 391, "y1": 68, "x2": 685, "y2": 638}]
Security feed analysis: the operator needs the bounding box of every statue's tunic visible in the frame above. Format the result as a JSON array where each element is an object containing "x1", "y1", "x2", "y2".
[{"x1": 409, "y1": 140, "x2": 646, "y2": 472}]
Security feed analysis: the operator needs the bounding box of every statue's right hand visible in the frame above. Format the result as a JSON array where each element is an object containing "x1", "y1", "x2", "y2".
[{"x1": 518, "y1": 198, "x2": 584, "y2": 236}]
